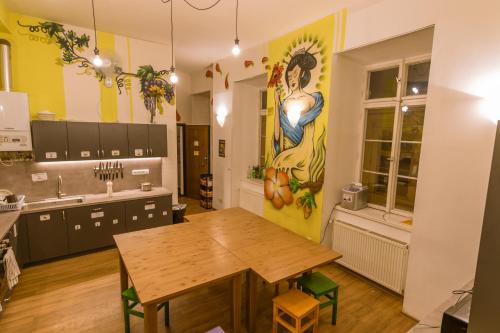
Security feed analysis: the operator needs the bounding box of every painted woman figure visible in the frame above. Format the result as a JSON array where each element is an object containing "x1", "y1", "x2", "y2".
[{"x1": 272, "y1": 49, "x2": 324, "y2": 184}]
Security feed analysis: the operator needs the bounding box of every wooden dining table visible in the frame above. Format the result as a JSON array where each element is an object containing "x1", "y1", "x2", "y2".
[{"x1": 115, "y1": 207, "x2": 342, "y2": 333}]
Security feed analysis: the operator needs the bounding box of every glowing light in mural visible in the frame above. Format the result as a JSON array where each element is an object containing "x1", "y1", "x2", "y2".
[{"x1": 287, "y1": 100, "x2": 305, "y2": 128}]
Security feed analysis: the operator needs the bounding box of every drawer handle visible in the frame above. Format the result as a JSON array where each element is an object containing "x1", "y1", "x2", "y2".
[
  {"x1": 74, "y1": 225, "x2": 81, "y2": 231},
  {"x1": 132, "y1": 216, "x2": 137, "y2": 221},
  {"x1": 146, "y1": 200, "x2": 155, "y2": 204},
  {"x1": 92, "y1": 208, "x2": 103, "y2": 211},
  {"x1": 94, "y1": 221, "x2": 101, "y2": 227},
  {"x1": 113, "y1": 219, "x2": 119, "y2": 225},
  {"x1": 148, "y1": 213, "x2": 154, "y2": 219}
]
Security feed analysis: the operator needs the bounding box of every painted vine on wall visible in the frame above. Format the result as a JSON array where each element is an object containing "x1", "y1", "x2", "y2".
[{"x1": 18, "y1": 20, "x2": 175, "y2": 123}]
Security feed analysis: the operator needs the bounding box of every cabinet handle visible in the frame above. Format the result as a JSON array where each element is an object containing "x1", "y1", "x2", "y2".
[
  {"x1": 146, "y1": 200, "x2": 155, "y2": 204},
  {"x1": 150, "y1": 148, "x2": 153, "y2": 156},
  {"x1": 101, "y1": 149, "x2": 104, "y2": 156},
  {"x1": 92, "y1": 207, "x2": 103, "y2": 211},
  {"x1": 97, "y1": 149, "x2": 100, "y2": 158},
  {"x1": 62, "y1": 210, "x2": 66, "y2": 220},
  {"x1": 65, "y1": 150, "x2": 68, "y2": 159}
]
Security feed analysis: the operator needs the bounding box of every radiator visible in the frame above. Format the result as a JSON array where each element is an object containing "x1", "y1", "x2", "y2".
[{"x1": 332, "y1": 221, "x2": 409, "y2": 294}]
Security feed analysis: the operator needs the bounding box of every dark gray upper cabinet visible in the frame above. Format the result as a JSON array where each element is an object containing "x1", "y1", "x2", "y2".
[
  {"x1": 67, "y1": 122, "x2": 100, "y2": 160},
  {"x1": 26, "y1": 210, "x2": 68, "y2": 262},
  {"x1": 99, "y1": 123, "x2": 129, "y2": 159},
  {"x1": 148, "y1": 124, "x2": 168, "y2": 157},
  {"x1": 127, "y1": 124, "x2": 149, "y2": 158},
  {"x1": 31, "y1": 120, "x2": 68, "y2": 162}
]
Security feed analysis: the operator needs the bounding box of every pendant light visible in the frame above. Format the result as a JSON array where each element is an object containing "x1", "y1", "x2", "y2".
[
  {"x1": 90, "y1": 0, "x2": 103, "y2": 67},
  {"x1": 231, "y1": 0, "x2": 240, "y2": 56},
  {"x1": 168, "y1": 0, "x2": 179, "y2": 84}
]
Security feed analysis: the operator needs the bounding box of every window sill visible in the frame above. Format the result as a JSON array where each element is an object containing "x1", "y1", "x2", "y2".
[
  {"x1": 240, "y1": 178, "x2": 264, "y2": 196},
  {"x1": 335, "y1": 205, "x2": 413, "y2": 232}
]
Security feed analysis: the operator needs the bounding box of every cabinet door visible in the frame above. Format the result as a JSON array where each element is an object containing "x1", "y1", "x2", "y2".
[
  {"x1": 16, "y1": 215, "x2": 30, "y2": 266},
  {"x1": 66, "y1": 205, "x2": 113, "y2": 253},
  {"x1": 127, "y1": 124, "x2": 149, "y2": 158},
  {"x1": 26, "y1": 210, "x2": 68, "y2": 262},
  {"x1": 148, "y1": 124, "x2": 168, "y2": 157},
  {"x1": 153, "y1": 195, "x2": 173, "y2": 227},
  {"x1": 31, "y1": 121, "x2": 68, "y2": 162},
  {"x1": 125, "y1": 199, "x2": 147, "y2": 232},
  {"x1": 106, "y1": 202, "x2": 126, "y2": 245},
  {"x1": 67, "y1": 122, "x2": 100, "y2": 160},
  {"x1": 99, "y1": 123, "x2": 129, "y2": 159}
]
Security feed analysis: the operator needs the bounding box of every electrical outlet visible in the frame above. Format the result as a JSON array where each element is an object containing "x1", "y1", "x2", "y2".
[
  {"x1": 131, "y1": 169, "x2": 150, "y2": 176},
  {"x1": 32, "y1": 172, "x2": 48, "y2": 182}
]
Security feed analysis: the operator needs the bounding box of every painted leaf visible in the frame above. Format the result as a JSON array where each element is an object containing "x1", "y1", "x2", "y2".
[
  {"x1": 205, "y1": 69, "x2": 213, "y2": 78},
  {"x1": 215, "y1": 63, "x2": 222, "y2": 75},
  {"x1": 224, "y1": 73, "x2": 229, "y2": 90},
  {"x1": 261, "y1": 56, "x2": 269, "y2": 64},
  {"x1": 244, "y1": 60, "x2": 254, "y2": 68}
]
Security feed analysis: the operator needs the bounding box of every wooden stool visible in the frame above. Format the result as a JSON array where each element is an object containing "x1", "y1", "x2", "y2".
[
  {"x1": 272, "y1": 289, "x2": 320, "y2": 333},
  {"x1": 298, "y1": 271, "x2": 339, "y2": 325},
  {"x1": 122, "y1": 287, "x2": 169, "y2": 333}
]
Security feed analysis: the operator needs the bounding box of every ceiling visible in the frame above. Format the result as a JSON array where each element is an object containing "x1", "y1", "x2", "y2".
[{"x1": 5, "y1": 0, "x2": 384, "y2": 72}]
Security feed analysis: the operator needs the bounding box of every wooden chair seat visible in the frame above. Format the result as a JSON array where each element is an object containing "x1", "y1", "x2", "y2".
[{"x1": 272, "y1": 289, "x2": 320, "y2": 333}]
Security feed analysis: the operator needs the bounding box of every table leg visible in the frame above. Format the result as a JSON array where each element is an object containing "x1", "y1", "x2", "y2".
[
  {"x1": 144, "y1": 303, "x2": 158, "y2": 333},
  {"x1": 246, "y1": 271, "x2": 258, "y2": 333},
  {"x1": 232, "y1": 273, "x2": 242, "y2": 333},
  {"x1": 119, "y1": 256, "x2": 128, "y2": 293}
]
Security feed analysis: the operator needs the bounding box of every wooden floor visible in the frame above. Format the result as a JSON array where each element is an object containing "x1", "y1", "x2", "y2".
[
  {"x1": 179, "y1": 196, "x2": 215, "y2": 216},
  {"x1": 0, "y1": 249, "x2": 416, "y2": 333}
]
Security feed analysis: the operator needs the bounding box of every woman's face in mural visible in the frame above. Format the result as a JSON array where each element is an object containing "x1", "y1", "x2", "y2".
[{"x1": 287, "y1": 65, "x2": 301, "y2": 91}]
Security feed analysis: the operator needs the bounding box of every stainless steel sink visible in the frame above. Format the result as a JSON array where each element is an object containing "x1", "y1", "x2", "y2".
[{"x1": 24, "y1": 196, "x2": 85, "y2": 210}]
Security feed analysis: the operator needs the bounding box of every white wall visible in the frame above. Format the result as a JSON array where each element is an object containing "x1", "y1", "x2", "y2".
[
  {"x1": 344, "y1": 0, "x2": 500, "y2": 319},
  {"x1": 191, "y1": 92, "x2": 211, "y2": 125},
  {"x1": 175, "y1": 71, "x2": 193, "y2": 124}
]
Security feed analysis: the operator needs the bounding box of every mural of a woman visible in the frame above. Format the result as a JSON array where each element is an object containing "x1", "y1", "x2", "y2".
[{"x1": 271, "y1": 49, "x2": 324, "y2": 184}]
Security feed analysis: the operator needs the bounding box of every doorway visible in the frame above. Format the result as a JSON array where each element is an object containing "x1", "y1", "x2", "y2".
[{"x1": 184, "y1": 125, "x2": 210, "y2": 199}]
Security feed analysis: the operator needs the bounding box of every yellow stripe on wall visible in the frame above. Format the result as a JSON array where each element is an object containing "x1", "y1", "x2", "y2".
[
  {"x1": 97, "y1": 31, "x2": 118, "y2": 122},
  {"x1": 126, "y1": 37, "x2": 134, "y2": 122},
  {"x1": 1, "y1": 13, "x2": 67, "y2": 120}
]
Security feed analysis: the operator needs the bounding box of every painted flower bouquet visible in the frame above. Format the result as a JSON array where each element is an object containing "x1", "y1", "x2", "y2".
[{"x1": 137, "y1": 65, "x2": 175, "y2": 123}]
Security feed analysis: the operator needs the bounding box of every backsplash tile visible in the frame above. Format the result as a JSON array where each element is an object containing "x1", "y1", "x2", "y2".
[{"x1": 0, "y1": 159, "x2": 162, "y2": 202}]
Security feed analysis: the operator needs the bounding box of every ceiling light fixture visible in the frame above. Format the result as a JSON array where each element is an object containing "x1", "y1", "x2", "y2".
[
  {"x1": 402, "y1": 105, "x2": 409, "y2": 112},
  {"x1": 90, "y1": 0, "x2": 102, "y2": 68},
  {"x1": 168, "y1": 0, "x2": 178, "y2": 84},
  {"x1": 232, "y1": 0, "x2": 240, "y2": 56}
]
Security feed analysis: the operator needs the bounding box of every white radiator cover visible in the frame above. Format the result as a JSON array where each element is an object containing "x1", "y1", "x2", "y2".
[{"x1": 332, "y1": 221, "x2": 409, "y2": 294}]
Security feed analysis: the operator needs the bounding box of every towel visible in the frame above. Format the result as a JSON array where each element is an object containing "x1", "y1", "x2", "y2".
[{"x1": 3, "y1": 248, "x2": 20, "y2": 290}]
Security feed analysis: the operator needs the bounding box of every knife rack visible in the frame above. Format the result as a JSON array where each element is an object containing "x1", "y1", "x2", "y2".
[{"x1": 94, "y1": 161, "x2": 124, "y2": 182}]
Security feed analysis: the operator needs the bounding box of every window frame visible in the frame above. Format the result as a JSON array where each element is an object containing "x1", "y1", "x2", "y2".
[
  {"x1": 360, "y1": 55, "x2": 430, "y2": 216},
  {"x1": 258, "y1": 89, "x2": 267, "y2": 170}
]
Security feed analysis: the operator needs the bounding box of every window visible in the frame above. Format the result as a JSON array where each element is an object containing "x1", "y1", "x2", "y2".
[
  {"x1": 259, "y1": 90, "x2": 267, "y2": 168},
  {"x1": 361, "y1": 56, "x2": 430, "y2": 214}
]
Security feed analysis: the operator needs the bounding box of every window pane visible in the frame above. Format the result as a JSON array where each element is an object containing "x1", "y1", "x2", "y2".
[
  {"x1": 363, "y1": 141, "x2": 392, "y2": 173},
  {"x1": 362, "y1": 172, "x2": 389, "y2": 206},
  {"x1": 365, "y1": 107, "x2": 395, "y2": 141},
  {"x1": 398, "y1": 143, "x2": 421, "y2": 178},
  {"x1": 395, "y1": 177, "x2": 417, "y2": 211},
  {"x1": 401, "y1": 105, "x2": 425, "y2": 141},
  {"x1": 368, "y1": 67, "x2": 399, "y2": 99},
  {"x1": 405, "y1": 61, "x2": 431, "y2": 96}
]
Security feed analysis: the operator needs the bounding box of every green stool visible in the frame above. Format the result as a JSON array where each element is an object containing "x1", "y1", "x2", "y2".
[
  {"x1": 297, "y1": 272, "x2": 339, "y2": 325},
  {"x1": 122, "y1": 287, "x2": 169, "y2": 333}
]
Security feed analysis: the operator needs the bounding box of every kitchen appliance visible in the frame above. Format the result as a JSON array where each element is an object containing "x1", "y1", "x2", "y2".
[
  {"x1": 0, "y1": 40, "x2": 32, "y2": 152},
  {"x1": 341, "y1": 183, "x2": 368, "y2": 211},
  {"x1": 140, "y1": 182, "x2": 152, "y2": 191}
]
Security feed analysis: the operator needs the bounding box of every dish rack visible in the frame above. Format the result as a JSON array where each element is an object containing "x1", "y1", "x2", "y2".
[{"x1": 0, "y1": 195, "x2": 25, "y2": 212}]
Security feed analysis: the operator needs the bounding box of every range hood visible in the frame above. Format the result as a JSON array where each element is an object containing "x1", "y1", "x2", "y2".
[{"x1": 0, "y1": 39, "x2": 32, "y2": 152}]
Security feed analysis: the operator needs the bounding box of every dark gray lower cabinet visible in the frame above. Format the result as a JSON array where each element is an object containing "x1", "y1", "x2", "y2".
[
  {"x1": 66, "y1": 203, "x2": 126, "y2": 254},
  {"x1": 16, "y1": 215, "x2": 29, "y2": 267},
  {"x1": 26, "y1": 210, "x2": 68, "y2": 262},
  {"x1": 126, "y1": 196, "x2": 172, "y2": 232}
]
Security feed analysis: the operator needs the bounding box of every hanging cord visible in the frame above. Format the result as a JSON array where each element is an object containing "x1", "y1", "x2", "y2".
[
  {"x1": 161, "y1": 0, "x2": 223, "y2": 11},
  {"x1": 170, "y1": 0, "x2": 174, "y2": 69},
  {"x1": 91, "y1": 0, "x2": 99, "y2": 54},
  {"x1": 320, "y1": 202, "x2": 340, "y2": 244},
  {"x1": 235, "y1": 0, "x2": 239, "y2": 42}
]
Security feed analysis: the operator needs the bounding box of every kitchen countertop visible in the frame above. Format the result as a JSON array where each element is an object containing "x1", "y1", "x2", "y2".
[
  {"x1": 22, "y1": 187, "x2": 173, "y2": 214},
  {"x1": 0, "y1": 187, "x2": 172, "y2": 239},
  {"x1": 0, "y1": 210, "x2": 21, "y2": 240}
]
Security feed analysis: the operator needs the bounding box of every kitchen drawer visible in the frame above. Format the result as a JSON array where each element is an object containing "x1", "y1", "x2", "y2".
[
  {"x1": 26, "y1": 210, "x2": 68, "y2": 262},
  {"x1": 125, "y1": 195, "x2": 172, "y2": 232}
]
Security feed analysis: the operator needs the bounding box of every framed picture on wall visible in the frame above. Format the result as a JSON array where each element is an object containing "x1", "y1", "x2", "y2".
[{"x1": 218, "y1": 139, "x2": 226, "y2": 157}]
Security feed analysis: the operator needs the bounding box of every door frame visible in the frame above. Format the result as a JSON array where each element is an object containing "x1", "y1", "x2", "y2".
[{"x1": 177, "y1": 123, "x2": 186, "y2": 196}]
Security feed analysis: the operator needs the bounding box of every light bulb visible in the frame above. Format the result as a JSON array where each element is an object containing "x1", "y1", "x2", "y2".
[
  {"x1": 232, "y1": 40, "x2": 240, "y2": 56},
  {"x1": 169, "y1": 71, "x2": 178, "y2": 84},
  {"x1": 412, "y1": 87, "x2": 419, "y2": 94},
  {"x1": 92, "y1": 55, "x2": 103, "y2": 67},
  {"x1": 402, "y1": 105, "x2": 409, "y2": 112}
]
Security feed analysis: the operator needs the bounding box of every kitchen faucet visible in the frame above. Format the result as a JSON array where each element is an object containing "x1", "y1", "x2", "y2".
[{"x1": 57, "y1": 175, "x2": 66, "y2": 199}]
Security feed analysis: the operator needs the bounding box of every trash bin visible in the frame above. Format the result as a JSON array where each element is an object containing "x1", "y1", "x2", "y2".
[{"x1": 173, "y1": 203, "x2": 187, "y2": 224}]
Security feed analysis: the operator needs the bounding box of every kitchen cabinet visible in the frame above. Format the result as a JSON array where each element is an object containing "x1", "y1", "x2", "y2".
[
  {"x1": 16, "y1": 215, "x2": 29, "y2": 267},
  {"x1": 26, "y1": 210, "x2": 68, "y2": 262},
  {"x1": 66, "y1": 202, "x2": 126, "y2": 253},
  {"x1": 125, "y1": 195, "x2": 172, "y2": 232},
  {"x1": 99, "y1": 123, "x2": 129, "y2": 159},
  {"x1": 67, "y1": 122, "x2": 100, "y2": 160},
  {"x1": 128, "y1": 124, "x2": 168, "y2": 158},
  {"x1": 31, "y1": 120, "x2": 68, "y2": 162},
  {"x1": 148, "y1": 124, "x2": 168, "y2": 157}
]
